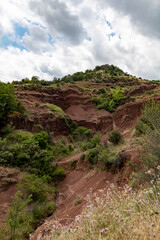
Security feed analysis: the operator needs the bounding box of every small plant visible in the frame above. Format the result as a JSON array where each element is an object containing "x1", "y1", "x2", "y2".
[
  {"x1": 97, "y1": 88, "x2": 106, "y2": 94},
  {"x1": 86, "y1": 148, "x2": 99, "y2": 164},
  {"x1": 74, "y1": 198, "x2": 82, "y2": 206},
  {"x1": 32, "y1": 124, "x2": 44, "y2": 133},
  {"x1": 108, "y1": 129, "x2": 122, "y2": 145},
  {"x1": 1, "y1": 124, "x2": 15, "y2": 136},
  {"x1": 43, "y1": 104, "x2": 67, "y2": 121},
  {"x1": 35, "y1": 102, "x2": 40, "y2": 107},
  {"x1": 53, "y1": 167, "x2": 66, "y2": 183},
  {"x1": 80, "y1": 153, "x2": 85, "y2": 161}
]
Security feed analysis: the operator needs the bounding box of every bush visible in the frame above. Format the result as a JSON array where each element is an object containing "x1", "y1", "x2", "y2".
[
  {"x1": 0, "y1": 82, "x2": 26, "y2": 131},
  {"x1": 70, "y1": 126, "x2": 93, "y2": 142},
  {"x1": 0, "y1": 131, "x2": 54, "y2": 178},
  {"x1": 19, "y1": 174, "x2": 53, "y2": 202},
  {"x1": 33, "y1": 131, "x2": 49, "y2": 149},
  {"x1": 43, "y1": 104, "x2": 67, "y2": 121},
  {"x1": 32, "y1": 201, "x2": 56, "y2": 226},
  {"x1": 97, "y1": 88, "x2": 106, "y2": 94},
  {"x1": 32, "y1": 124, "x2": 44, "y2": 133},
  {"x1": 1, "y1": 124, "x2": 15, "y2": 136},
  {"x1": 80, "y1": 153, "x2": 85, "y2": 161},
  {"x1": 86, "y1": 148, "x2": 99, "y2": 164},
  {"x1": 108, "y1": 129, "x2": 122, "y2": 145},
  {"x1": 53, "y1": 167, "x2": 66, "y2": 183},
  {"x1": 91, "y1": 87, "x2": 126, "y2": 113}
]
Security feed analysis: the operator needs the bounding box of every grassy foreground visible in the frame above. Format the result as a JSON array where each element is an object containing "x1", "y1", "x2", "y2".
[{"x1": 41, "y1": 184, "x2": 160, "y2": 240}]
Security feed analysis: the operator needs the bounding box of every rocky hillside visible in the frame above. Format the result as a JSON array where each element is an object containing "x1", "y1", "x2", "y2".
[
  {"x1": 1, "y1": 64, "x2": 160, "y2": 240},
  {"x1": 11, "y1": 64, "x2": 159, "y2": 137}
]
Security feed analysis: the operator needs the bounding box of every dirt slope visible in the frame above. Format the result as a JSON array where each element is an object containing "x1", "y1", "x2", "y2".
[
  {"x1": 8, "y1": 81, "x2": 159, "y2": 137},
  {"x1": 0, "y1": 167, "x2": 21, "y2": 226},
  {"x1": 30, "y1": 147, "x2": 140, "y2": 240}
]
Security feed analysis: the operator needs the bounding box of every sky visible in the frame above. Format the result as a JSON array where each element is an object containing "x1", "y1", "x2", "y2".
[{"x1": 0, "y1": 0, "x2": 160, "y2": 82}]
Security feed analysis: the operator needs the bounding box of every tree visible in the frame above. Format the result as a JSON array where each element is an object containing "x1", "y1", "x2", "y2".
[
  {"x1": 0, "y1": 82, "x2": 17, "y2": 126},
  {"x1": 7, "y1": 191, "x2": 32, "y2": 240}
]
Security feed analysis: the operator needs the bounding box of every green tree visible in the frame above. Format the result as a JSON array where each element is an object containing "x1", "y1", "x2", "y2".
[
  {"x1": 7, "y1": 191, "x2": 32, "y2": 240},
  {"x1": 0, "y1": 82, "x2": 17, "y2": 126}
]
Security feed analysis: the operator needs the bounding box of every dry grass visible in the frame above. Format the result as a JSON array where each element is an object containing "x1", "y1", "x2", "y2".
[{"x1": 39, "y1": 184, "x2": 160, "y2": 240}]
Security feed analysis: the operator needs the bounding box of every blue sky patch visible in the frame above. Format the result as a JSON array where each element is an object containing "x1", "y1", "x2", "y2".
[
  {"x1": 0, "y1": 34, "x2": 26, "y2": 50},
  {"x1": 48, "y1": 34, "x2": 55, "y2": 46},
  {"x1": 87, "y1": 36, "x2": 92, "y2": 41},
  {"x1": 108, "y1": 32, "x2": 116, "y2": 41},
  {"x1": 105, "y1": 20, "x2": 113, "y2": 29},
  {"x1": 0, "y1": 22, "x2": 29, "y2": 50},
  {"x1": 14, "y1": 23, "x2": 29, "y2": 38}
]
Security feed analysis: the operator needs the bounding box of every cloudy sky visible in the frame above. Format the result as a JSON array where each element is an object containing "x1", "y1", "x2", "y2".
[{"x1": 0, "y1": 0, "x2": 160, "y2": 82}]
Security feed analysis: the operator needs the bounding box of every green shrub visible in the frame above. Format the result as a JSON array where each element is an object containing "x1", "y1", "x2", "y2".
[
  {"x1": 43, "y1": 103, "x2": 67, "y2": 121},
  {"x1": 19, "y1": 174, "x2": 53, "y2": 202},
  {"x1": 0, "y1": 131, "x2": 54, "y2": 178},
  {"x1": 70, "y1": 126, "x2": 93, "y2": 142},
  {"x1": 1, "y1": 124, "x2": 15, "y2": 136},
  {"x1": 35, "y1": 102, "x2": 40, "y2": 107},
  {"x1": 97, "y1": 88, "x2": 106, "y2": 94},
  {"x1": 0, "y1": 82, "x2": 26, "y2": 130},
  {"x1": 86, "y1": 148, "x2": 99, "y2": 164},
  {"x1": 70, "y1": 121, "x2": 78, "y2": 132},
  {"x1": 33, "y1": 131, "x2": 49, "y2": 149},
  {"x1": 32, "y1": 124, "x2": 44, "y2": 133},
  {"x1": 74, "y1": 198, "x2": 82, "y2": 206},
  {"x1": 80, "y1": 153, "x2": 85, "y2": 161},
  {"x1": 31, "y1": 201, "x2": 56, "y2": 226},
  {"x1": 91, "y1": 87, "x2": 126, "y2": 113},
  {"x1": 53, "y1": 167, "x2": 66, "y2": 183},
  {"x1": 108, "y1": 129, "x2": 122, "y2": 145}
]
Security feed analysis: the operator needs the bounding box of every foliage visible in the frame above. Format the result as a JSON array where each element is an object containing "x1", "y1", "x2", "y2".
[
  {"x1": 53, "y1": 167, "x2": 66, "y2": 184},
  {"x1": 108, "y1": 129, "x2": 122, "y2": 145},
  {"x1": 7, "y1": 191, "x2": 32, "y2": 240},
  {"x1": 52, "y1": 137, "x2": 74, "y2": 160},
  {"x1": 5, "y1": 174, "x2": 56, "y2": 240},
  {"x1": 80, "y1": 153, "x2": 85, "y2": 161},
  {"x1": 135, "y1": 101, "x2": 160, "y2": 189},
  {"x1": 0, "y1": 131, "x2": 68, "y2": 180},
  {"x1": 70, "y1": 126, "x2": 93, "y2": 142},
  {"x1": 91, "y1": 87, "x2": 126, "y2": 113},
  {"x1": 33, "y1": 131, "x2": 49, "y2": 149},
  {"x1": 80, "y1": 134, "x2": 101, "y2": 151},
  {"x1": 74, "y1": 198, "x2": 82, "y2": 206},
  {"x1": 0, "y1": 82, "x2": 26, "y2": 130},
  {"x1": 19, "y1": 174, "x2": 55, "y2": 202},
  {"x1": 135, "y1": 100, "x2": 160, "y2": 135},
  {"x1": 86, "y1": 148, "x2": 99, "y2": 164},
  {"x1": 97, "y1": 88, "x2": 106, "y2": 94},
  {"x1": 43, "y1": 104, "x2": 67, "y2": 121},
  {"x1": 32, "y1": 124, "x2": 44, "y2": 133},
  {"x1": 1, "y1": 124, "x2": 15, "y2": 136}
]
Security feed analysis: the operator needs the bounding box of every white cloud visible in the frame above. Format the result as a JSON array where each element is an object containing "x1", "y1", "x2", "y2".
[
  {"x1": 22, "y1": 25, "x2": 51, "y2": 54},
  {"x1": 0, "y1": 0, "x2": 160, "y2": 82}
]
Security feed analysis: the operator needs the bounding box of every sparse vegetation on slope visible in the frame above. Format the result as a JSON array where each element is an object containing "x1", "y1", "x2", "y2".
[
  {"x1": 91, "y1": 87, "x2": 126, "y2": 112},
  {"x1": 40, "y1": 184, "x2": 160, "y2": 240},
  {"x1": 43, "y1": 104, "x2": 67, "y2": 121}
]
